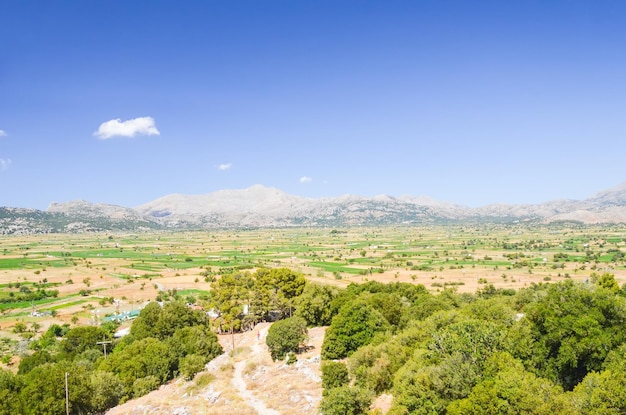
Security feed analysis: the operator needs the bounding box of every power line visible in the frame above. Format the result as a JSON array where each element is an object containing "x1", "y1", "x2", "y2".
[{"x1": 97, "y1": 337, "x2": 112, "y2": 358}]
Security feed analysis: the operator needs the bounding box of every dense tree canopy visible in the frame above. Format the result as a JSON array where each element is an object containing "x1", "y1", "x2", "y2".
[
  {"x1": 322, "y1": 301, "x2": 390, "y2": 359},
  {"x1": 4, "y1": 296, "x2": 224, "y2": 414},
  {"x1": 294, "y1": 283, "x2": 339, "y2": 326},
  {"x1": 522, "y1": 279, "x2": 626, "y2": 389},
  {"x1": 319, "y1": 277, "x2": 626, "y2": 415}
]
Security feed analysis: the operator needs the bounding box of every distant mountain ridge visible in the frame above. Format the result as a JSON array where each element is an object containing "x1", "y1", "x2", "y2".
[{"x1": 2, "y1": 182, "x2": 626, "y2": 234}]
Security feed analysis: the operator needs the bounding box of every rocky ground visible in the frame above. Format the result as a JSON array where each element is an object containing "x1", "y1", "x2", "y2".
[{"x1": 106, "y1": 323, "x2": 326, "y2": 415}]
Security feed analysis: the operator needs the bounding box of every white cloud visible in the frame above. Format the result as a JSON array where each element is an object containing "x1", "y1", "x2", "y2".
[
  {"x1": 94, "y1": 116, "x2": 160, "y2": 139},
  {"x1": 217, "y1": 163, "x2": 232, "y2": 171},
  {"x1": 0, "y1": 130, "x2": 6, "y2": 137},
  {"x1": 0, "y1": 159, "x2": 11, "y2": 171},
  {"x1": 299, "y1": 176, "x2": 312, "y2": 184}
]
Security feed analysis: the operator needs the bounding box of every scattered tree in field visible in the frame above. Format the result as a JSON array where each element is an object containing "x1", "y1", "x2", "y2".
[{"x1": 12, "y1": 322, "x2": 26, "y2": 333}]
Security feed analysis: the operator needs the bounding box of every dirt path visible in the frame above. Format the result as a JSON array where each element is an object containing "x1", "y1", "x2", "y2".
[
  {"x1": 231, "y1": 324, "x2": 280, "y2": 415},
  {"x1": 105, "y1": 323, "x2": 325, "y2": 415}
]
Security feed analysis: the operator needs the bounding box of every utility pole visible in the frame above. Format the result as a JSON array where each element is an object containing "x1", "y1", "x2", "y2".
[
  {"x1": 97, "y1": 337, "x2": 112, "y2": 358},
  {"x1": 65, "y1": 372, "x2": 69, "y2": 415}
]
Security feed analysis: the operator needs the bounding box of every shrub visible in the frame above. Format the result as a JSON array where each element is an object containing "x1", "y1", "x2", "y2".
[
  {"x1": 132, "y1": 375, "x2": 160, "y2": 397},
  {"x1": 319, "y1": 385, "x2": 371, "y2": 415},
  {"x1": 286, "y1": 352, "x2": 297, "y2": 365},
  {"x1": 266, "y1": 316, "x2": 308, "y2": 361},
  {"x1": 321, "y1": 361, "x2": 349, "y2": 391},
  {"x1": 180, "y1": 354, "x2": 206, "y2": 380}
]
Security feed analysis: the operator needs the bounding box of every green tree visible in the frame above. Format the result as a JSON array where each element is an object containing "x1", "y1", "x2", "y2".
[
  {"x1": 348, "y1": 339, "x2": 408, "y2": 394},
  {"x1": 429, "y1": 319, "x2": 506, "y2": 370},
  {"x1": 130, "y1": 301, "x2": 162, "y2": 339},
  {"x1": 322, "y1": 302, "x2": 390, "y2": 359},
  {"x1": 99, "y1": 337, "x2": 175, "y2": 390},
  {"x1": 0, "y1": 369, "x2": 23, "y2": 415},
  {"x1": 321, "y1": 361, "x2": 349, "y2": 391},
  {"x1": 59, "y1": 326, "x2": 108, "y2": 359},
  {"x1": 18, "y1": 350, "x2": 55, "y2": 375},
  {"x1": 361, "y1": 292, "x2": 406, "y2": 328},
  {"x1": 180, "y1": 354, "x2": 206, "y2": 381},
  {"x1": 564, "y1": 344, "x2": 626, "y2": 414},
  {"x1": 90, "y1": 371, "x2": 126, "y2": 412},
  {"x1": 252, "y1": 268, "x2": 306, "y2": 321},
  {"x1": 447, "y1": 352, "x2": 564, "y2": 415},
  {"x1": 319, "y1": 385, "x2": 371, "y2": 415},
  {"x1": 168, "y1": 325, "x2": 223, "y2": 364},
  {"x1": 522, "y1": 280, "x2": 626, "y2": 389},
  {"x1": 294, "y1": 283, "x2": 338, "y2": 326},
  {"x1": 211, "y1": 272, "x2": 253, "y2": 332},
  {"x1": 154, "y1": 301, "x2": 205, "y2": 339},
  {"x1": 21, "y1": 361, "x2": 93, "y2": 415},
  {"x1": 390, "y1": 359, "x2": 450, "y2": 415},
  {"x1": 594, "y1": 272, "x2": 620, "y2": 293},
  {"x1": 266, "y1": 316, "x2": 308, "y2": 361}
]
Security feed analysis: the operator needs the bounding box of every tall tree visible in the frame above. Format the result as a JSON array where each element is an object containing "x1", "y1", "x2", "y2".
[
  {"x1": 252, "y1": 268, "x2": 306, "y2": 320},
  {"x1": 210, "y1": 272, "x2": 253, "y2": 332}
]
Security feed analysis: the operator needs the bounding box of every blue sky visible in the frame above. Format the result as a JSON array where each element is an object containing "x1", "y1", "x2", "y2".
[{"x1": 1, "y1": 1, "x2": 625, "y2": 210}]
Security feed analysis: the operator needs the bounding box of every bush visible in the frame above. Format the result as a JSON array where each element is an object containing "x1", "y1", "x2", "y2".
[
  {"x1": 132, "y1": 375, "x2": 160, "y2": 397},
  {"x1": 195, "y1": 372, "x2": 215, "y2": 388},
  {"x1": 266, "y1": 316, "x2": 308, "y2": 361},
  {"x1": 321, "y1": 361, "x2": 349, "y2": 391},
  {"x1": 90, "y1": 371, "x2": 126, "y2": 412},
  {"x1": 286, "y1": 352, "x2": 297, "y2": 365},
  {"x1": 319, "y1": 385, "x2": 371, "y2": 415},
  {"x1": 180, "y1": 354, "x2": 206, "y2": 380}
]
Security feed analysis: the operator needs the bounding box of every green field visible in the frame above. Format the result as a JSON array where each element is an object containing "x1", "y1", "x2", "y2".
[{"x1": 0, "y1": 224, "x2": 624, "y2": 335}]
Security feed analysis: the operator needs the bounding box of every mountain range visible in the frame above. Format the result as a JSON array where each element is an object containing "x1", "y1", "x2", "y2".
[{"x1": 2, "y1": 182, "x2": 626, "y2": 234}]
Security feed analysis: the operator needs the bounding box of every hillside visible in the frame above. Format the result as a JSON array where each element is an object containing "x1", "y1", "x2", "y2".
[{"x1": 2, "y1": 182, "x2": 626, "y2": 233}]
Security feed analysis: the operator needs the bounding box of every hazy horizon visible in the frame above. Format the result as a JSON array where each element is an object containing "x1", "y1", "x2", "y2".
[{"x1": 9, "y1": 180, "x2": 622, "y2": 212}]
